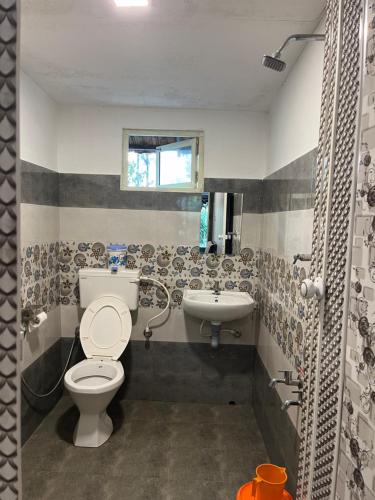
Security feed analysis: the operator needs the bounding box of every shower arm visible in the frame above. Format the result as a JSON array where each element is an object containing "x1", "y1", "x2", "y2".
[{"x1": 273, "y1": 33, "x2": 325, "y2": 58}]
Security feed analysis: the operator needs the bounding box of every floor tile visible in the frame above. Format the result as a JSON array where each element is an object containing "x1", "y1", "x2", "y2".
[{"x1": 22, "y1": 398, "x2": 269, "y2": 500}]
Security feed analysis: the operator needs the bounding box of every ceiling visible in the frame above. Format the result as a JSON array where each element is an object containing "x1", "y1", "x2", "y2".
[{"x1": 20, "y1": 0, "x2": 325, "y2": 111}]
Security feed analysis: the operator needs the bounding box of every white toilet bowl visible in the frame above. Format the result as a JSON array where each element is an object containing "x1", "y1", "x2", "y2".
[
  {"x1": 64, "y1": 359, "x2": 124, "y2": 447},
  {"x1": 64, "y1": 289, "x2": 135, "y2": 448}
]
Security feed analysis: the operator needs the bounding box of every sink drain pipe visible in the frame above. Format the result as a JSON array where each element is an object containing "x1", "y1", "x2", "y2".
[
  {"x1": 210, "y1": 322, "x2": 221, "y2": 349},
  {"x1": 200, "y1": 320, "x2": 242, "y2": 348}
]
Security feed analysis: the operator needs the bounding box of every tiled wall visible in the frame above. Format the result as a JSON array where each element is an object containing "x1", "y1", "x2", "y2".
[
  {"x1": 258, "y1": 251, "x2": 310, "y2": 374},
  {"x1": 58, "y1": 242, "x2": 258, "y2": 308},
  {"x1": 20, "y1": 207, "x2": 62, "y2": 371},
  {"x1": 336, "y1": 3, "x2": 375, "y2": 497},
  {"x1": 256, "y1": 150, "x2": 315, "y2": 403},
  {"x1": 252, "y1": 150, "x2": 315, "y2": 496},
  {"x1": 20, "y1": 148, "x2": 317, "y2": 459},
  {"x1": 253, "y1": 353, "x2": 300, "y2": 496},
  {"x1": 20, "y1": 149, "x2": 316, "y2": 356},
  {"x1": 20, "y1": 187, "x2": 63, "y2": 444},
  {"x1": 21, "y1": 242, "x2": 60, "y2": 312}
]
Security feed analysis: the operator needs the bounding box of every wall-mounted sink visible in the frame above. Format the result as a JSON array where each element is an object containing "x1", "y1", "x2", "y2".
[{"x1": 183, "y1": 289, "x2": 255, "y2": 323}]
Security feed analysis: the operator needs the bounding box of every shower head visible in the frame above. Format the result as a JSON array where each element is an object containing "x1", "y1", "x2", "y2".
[
  {"x1": 262, "y1": 33, "x2": 325, "y2": 72},
  {"x1": 262, "y1": 54, "x2": 286, "y2": 72}
]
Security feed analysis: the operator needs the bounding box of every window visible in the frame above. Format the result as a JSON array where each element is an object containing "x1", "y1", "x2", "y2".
[{"x1": 121, "y1": 129, "x2": 204, "y2": 192}]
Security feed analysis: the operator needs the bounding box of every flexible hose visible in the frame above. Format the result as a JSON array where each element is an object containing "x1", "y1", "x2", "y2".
[
  {"x1": 22, "y1": 279, "x2": 169, "y2": 396},
  {"x1": 21, "y1": 336, "x2": 77, "y2": 398},
  {"x1": 140, "y1": 277, "x2": 171, "y2": 332}
]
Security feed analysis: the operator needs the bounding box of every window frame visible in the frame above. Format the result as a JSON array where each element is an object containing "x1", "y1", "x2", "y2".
[{"x1": 121, "y1": 128, "x2": 204, "y2": 192}]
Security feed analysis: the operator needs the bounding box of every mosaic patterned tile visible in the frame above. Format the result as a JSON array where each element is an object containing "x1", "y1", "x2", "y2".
[
  {"x1": 338, "y1": 149, "x2": 375, "y2": 497},
  {"x1": 336, "y1": 3, "x2": 375, "y2": 496},
  {"x1": 258, "y1": 250, "x2": 310, "y2": 373},
  {"x1": 57, "y1": 241, "x2": 259, "y2": 309},
  {"x1": 21, "y1": 242, "x2": 60, "y2": 312},
  {"x1": 20, "y1": 240, "x2": 307, "y2": 372}
]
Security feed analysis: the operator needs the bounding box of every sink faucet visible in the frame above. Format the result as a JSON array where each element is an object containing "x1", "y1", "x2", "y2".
[
  {"x1": 281, "y1": 390, "x2": 303, "y2": 411},
  {"x1": 269, "y1": 370, "x2": 301, "y2": 389},
  {"x1": 212, "y1": 280, "x2": 221, "y2": 295}
]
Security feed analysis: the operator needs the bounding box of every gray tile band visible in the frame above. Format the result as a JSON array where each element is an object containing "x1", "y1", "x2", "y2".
[
  {"x1": 262, "y1": 148, "x2": 317, "y2": 213},
  {"x1": 262, "y1": 179, "x2": 315, "y2": 213},
  {"x1": 253, "y1": 352, "x2": 299, "y2": 497},
  {"x1": 59, "y1": 173, "x2": 203, "y2": 212},
  {"x1": 21, "y1": 161, "x2": 60, "y2": 206},
  {"x1": 21, "y1": 339, "x2": 64, "y2": 444},
  {"x1": 21, "y1": 162, "x2": 202, "y2": 212},
  {"x1": 22, "y1": 338, "x2": 255, "y2": 444},
  {"x1": 204, "y1": 178, "x2": 263, "y2": 213},
  {"x1": 266, "y1": 149, "x2": 318, "y2": 181},
  {"x1": 60, "y1": 338, "x2": 255, "y2": 405},
  {"x1": 21, "y1": 148, "x2": 317, "y2": 213}
]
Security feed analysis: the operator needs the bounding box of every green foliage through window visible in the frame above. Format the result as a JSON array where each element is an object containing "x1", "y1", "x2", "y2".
[{"x1": 200, "y1": 201, "x2": 208, "y2": 248}]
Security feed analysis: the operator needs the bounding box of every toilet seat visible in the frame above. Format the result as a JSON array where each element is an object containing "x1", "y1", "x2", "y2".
[
  {"x1": 80, "y1": 295, "x2": 132, "y2": 360},
  {"x1": 65, "y1": 359, "x2": 125, "y2": 395}
]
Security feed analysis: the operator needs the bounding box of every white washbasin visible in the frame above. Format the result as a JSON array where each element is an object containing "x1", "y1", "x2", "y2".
[{"x1": 183, "y1": 289, "x2": 255, "y2": 323}]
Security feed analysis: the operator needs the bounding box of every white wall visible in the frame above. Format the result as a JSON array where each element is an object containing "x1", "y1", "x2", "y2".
[
  {"x1": 20, "y1": 72, "x2": 61, "y2": 370},
  {"x1": 267, "y1": 20, "x2": 325, "y2": 176},
  {"x1": 20, "y1": 70, "x2": 59, "y2": 171},
  {"x1": 57, "y1": 105, "x2": 268, "y2": 179}
]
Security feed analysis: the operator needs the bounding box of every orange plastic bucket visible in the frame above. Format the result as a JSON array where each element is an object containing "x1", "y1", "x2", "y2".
[
  {"x1": 236, "y1": 481, "x2": 292, "y2": 500},
  {"x1": 251, "y1": 464, "x2": 288, "y2": 500}
]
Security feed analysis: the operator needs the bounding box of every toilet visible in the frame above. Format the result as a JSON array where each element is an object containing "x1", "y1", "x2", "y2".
[{"x1": 64, "y1": 268, "x2": 140, "y2": 448}]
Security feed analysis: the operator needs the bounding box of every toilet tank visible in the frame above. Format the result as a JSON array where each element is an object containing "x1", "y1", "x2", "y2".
[{"x1": 79, "y1": 268, "x2": 141, "y2": 310}]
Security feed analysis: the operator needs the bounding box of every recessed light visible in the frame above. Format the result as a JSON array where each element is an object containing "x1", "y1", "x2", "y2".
[{"x1": 114, "y1": 0, "x2": 148, "y2": 6}]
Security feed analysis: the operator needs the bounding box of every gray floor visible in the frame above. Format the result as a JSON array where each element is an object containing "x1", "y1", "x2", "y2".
[{"x1": 22, "y1": 397, "x2": 268, "y2": 500}]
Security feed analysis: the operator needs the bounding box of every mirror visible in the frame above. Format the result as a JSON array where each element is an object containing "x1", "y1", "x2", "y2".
[{"x1": 200, "y1": 192, "x2": 243, "y2": 255}]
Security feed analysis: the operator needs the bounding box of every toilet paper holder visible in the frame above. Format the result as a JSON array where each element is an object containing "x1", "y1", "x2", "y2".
[{"x1": 21, "y1": 305, "x2": 46, "y2": 337}]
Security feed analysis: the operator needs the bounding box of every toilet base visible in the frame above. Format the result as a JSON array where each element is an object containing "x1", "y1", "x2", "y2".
[{"x1": 73, "y1": 411, "x2": 113, "y2": 448}]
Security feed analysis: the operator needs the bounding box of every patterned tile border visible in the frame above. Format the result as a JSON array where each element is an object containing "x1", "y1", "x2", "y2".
[
  {"x1": 336, "y1": 1, "x2": 375, "y2": 497},
  {"x1": 20, "y1": 243, "x2": 60, "y2": 312},
  {"x1": 57, "y1": 241, "x2": 259, "y2": 309},
  {"x1": 20, "y1": 240, "x2": 310, "y2": 373},
  {"x1": 299, "y1": 0, "x2": 363, "y2": 498},
  {"x1": 0, "y1": 0, "x2": 20, "y2": 497},
  {"x1": 258, "y1": 251, "x2": 310, "y2": 373}
]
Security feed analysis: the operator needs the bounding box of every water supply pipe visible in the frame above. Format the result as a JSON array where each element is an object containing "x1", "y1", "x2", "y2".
[{"x1": 140, "y1": 277, "x2": 171, "y2": 341}]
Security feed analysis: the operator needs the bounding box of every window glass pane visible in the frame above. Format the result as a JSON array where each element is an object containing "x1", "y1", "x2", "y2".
[
  {"x1": 159, "y1": 146, "x2": 192, "y2": 186},
  {"x1": 122, "y1": 130, "x2": 203, "y2": 192},
  {"x1": 127, "y1": 151, "x2": 157, "y2": 187}
]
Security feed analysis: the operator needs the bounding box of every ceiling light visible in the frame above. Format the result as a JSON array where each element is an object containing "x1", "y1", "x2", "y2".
[{"x1": 114, "y1": 0, "x2": 148, "y2": 6}]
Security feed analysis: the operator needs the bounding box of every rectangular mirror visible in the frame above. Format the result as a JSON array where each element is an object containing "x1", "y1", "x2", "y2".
[{"x1": 200, "y1": 192, "x2": 243, "y2": 255}]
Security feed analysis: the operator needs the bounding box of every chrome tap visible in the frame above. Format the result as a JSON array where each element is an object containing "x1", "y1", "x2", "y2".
[
  {"x1": 293, "y1": 253, "x2": 312, "y2": 265},
  {"x1": 269, "y1": 370, "x2": 301, "y2": 389},
  {"x1": 281, "y1": 390, "x2": 303, "y2": 411},
  {"x1": 212, "y1": 280, "x2": 221, "y2": 295}
]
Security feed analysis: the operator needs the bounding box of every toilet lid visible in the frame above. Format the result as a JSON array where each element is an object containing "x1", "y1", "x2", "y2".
[{"x1": 80, "y1": 296, "x2": 132, "y2": 360}]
